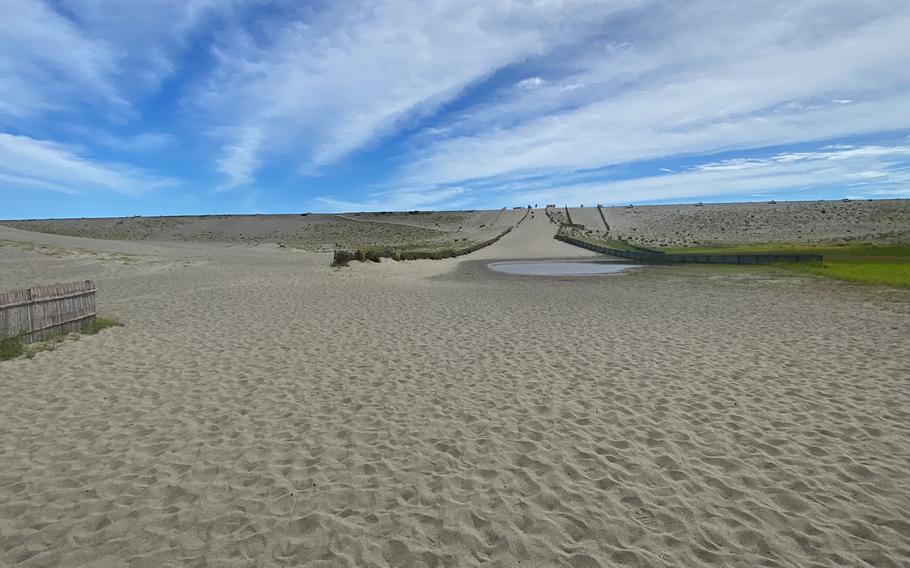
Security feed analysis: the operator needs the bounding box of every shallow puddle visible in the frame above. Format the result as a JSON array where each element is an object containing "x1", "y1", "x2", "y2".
[{"x1": 488, "y1": 261, "x2": 641, "y2": 276}]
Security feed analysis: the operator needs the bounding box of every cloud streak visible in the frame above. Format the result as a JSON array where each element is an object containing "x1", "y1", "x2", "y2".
[
  {"x1": 477, "y1": 144, "x2": 910, "y2": 207},
  {"x1": 0, "y1": 133, "x2": 178, "y2": 196},
  {"x1": 398, "y1": 1, "x2": 910, "y2": 188},
  {"x1": 198, "y1": 0, "x2": 633, "y2": 187}
]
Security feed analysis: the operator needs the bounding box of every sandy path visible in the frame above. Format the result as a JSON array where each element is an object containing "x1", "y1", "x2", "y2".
[
  {"x1": 565, "y1": 208, "x2": 610, "y2": 232},
  {"x1": 466, "y1": 210, "x2": 596, "y2": 260},
  {"x1": 1, "y1": 226, "x2": 909, "y2": 567}
]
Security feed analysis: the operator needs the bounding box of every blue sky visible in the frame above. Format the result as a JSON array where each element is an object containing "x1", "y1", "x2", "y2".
[{"x1": 1, "y1": 0, "x2": 909, "y2": 219}]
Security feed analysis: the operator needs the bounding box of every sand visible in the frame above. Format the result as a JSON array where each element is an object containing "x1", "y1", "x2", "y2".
[
  {"x1": 1, "y1": 211, "x2": 909, "y2": 567},
  {"x1": 562, "y1": 199, "x2": 910, "y2": 248},
  {"x1": 1, "y1": 210, "x2": 521, "y2": 251}
]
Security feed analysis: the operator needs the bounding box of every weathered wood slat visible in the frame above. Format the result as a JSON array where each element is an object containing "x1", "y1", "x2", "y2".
[
  {"x1": 0, "y1": 288, "x2": 98, "y2": 309},
  {"x1": 0, "y1": 280, "x2": 96, "y2": 343}
]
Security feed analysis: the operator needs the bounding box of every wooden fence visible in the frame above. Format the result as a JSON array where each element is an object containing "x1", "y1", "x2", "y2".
[
  {"x1": 0, "y1": 281, "x2": 96, "y2": 343},
  {"x1": 596, "y1": 205, "x2": 610, "y2": 232},
  {"x1": 555, "y1": 234, "x2": 822, "y2": 265}
]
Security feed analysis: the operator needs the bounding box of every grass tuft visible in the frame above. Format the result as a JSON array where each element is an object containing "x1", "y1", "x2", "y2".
[
  {"x1": 0, "y1": 336, "x2": 24, "y2": 361},
  {"x1": 1, "y1": 316, "x2": 123, "y2": 363},
  {"x1": 82, "y1": 317, "x2": 123, "y2": 335}
]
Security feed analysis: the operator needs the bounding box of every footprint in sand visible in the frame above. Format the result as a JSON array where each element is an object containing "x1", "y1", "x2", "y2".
[{"x1": 631, "y1": 507, "x2": 658, "y2": 530}]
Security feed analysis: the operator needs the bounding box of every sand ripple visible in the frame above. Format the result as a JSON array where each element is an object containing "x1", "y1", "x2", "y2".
[{"x1": 1, "y1": 233, "x2": 909, "y2": 566}]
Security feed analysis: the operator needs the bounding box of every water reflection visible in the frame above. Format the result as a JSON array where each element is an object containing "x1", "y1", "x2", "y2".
[{"x1": 488, "y1": 261, "x2": 641, "y2": 276}]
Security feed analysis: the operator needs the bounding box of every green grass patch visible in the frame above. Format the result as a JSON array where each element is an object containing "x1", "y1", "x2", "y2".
[
  {"x1": 1, "y1": 316, "x2": 123, "y2": 362},
  {"x1": 0, "y1": 336, "x2": 24, "y2": 361},
  {"x1": 82, "y1": 317, "x2": 123, "y2": 335},
  {"x1": 660, "y1": 242, "x2": 910, "y2": 288},
  {"x1": 776, "y1": 260, "x2": 910, "y2": 288},
  {"x1": 660, "y1": 242, "x2": 910, "y2": 257}
]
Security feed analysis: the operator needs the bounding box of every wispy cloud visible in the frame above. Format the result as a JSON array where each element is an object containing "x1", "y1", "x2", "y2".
[
  {"x1": 0, "y1": 133, "x2": 178, "y2": 196},
  {"x1": 314, "y1": 186, "x2": 470, "y2": 213},
  {"x1": 397, "y1": 1, "x2": 910, "y2": 188},
  {"x1": 0, "y1": 0, "x2": 241, "y2": 125},
  {"x1": 196, "y1": 0, "x2": 629, "y2": 187},
  {"x1": 216, "y1": 127, "x2": 262, "y2": 190},
  {"x1": 517, "y1": 77, "x2": 546, "y2": 90},
  {"x1": 0, "y1": 0, "x2": 123, "y2": 120},
  {"x1": 479, "y1": 144, "x2": 910, "y2": 206}
]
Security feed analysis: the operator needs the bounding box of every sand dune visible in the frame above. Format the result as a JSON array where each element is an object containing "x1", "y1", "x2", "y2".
[
  {"x1": 1, "y1": 210, "x2": 523, "y2": 252},
  {"x1": 1, "y1": 212, "x2": 909, "y2": 567},
  {"x1": 561, "y1": 199, "x2": 910, "y2": 247}
]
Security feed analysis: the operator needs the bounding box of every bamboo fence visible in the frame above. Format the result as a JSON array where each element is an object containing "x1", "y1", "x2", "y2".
[{"x1": 0, "y1": 281, "x2": 96, "y2": 343}]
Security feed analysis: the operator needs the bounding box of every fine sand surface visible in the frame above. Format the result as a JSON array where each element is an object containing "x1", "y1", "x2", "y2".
[
  {"x1": 562, "y1": 199, "x2": 910, "y2": 248},
  {"x1": 1, "y1": 210, "x2": 522, "y2": 251},
  {"x1": 1, "y1": 213, "x2": 909, "y2": 567}
]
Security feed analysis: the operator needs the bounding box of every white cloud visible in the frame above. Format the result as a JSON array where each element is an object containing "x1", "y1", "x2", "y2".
[
  {"x1": 0, "y1": 0, "x2": 123, "y2": 120},
  {"x1": 0, "y1": 133, "x2": 178, "y2": 196},
  {"x1": 197, "y1": 0, "x2": 634, "y2": 186},
  {"x1": 59, "y1": 0, "x2": 244, "y2": 92},
  {"x1": 0, "y1": 0, "x2": 242, "y2": 125},
  {"x1": 314, "y1": 186, "x2": 470, "y2": 213},
  {"x1": 517, "y1": 77, "x2": 546, "y2": 90},
  {"x1": 216, "y1": 127, "x2": 263, "y2": 190},
  {"x1": 397, "y1": 0, "x2": 910, "y2": 188},
  {"x1": 484, "y1": 144, "x2": 910, "y2": 206}
]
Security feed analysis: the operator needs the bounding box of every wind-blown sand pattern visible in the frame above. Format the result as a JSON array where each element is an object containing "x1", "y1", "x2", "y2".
[{"x1": 1, "y1": 212, "x2": 909, "y2": 567}]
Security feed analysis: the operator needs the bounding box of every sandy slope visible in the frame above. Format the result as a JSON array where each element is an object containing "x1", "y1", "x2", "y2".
[
  {"x1": 467, "y1": 211, "x2": 595, "y2": 260},
  {"x1": 0, "y1": 210, "x2": 524, "y2": 251},
  {"x1": 564, "y1": 208, "x2": 609, "y2": 233},
  {"x1": 564, "y1": 199, "x2": 910, "y2": 247},
  {"x1": 1, "y1": 215, "x2": 909, "y2": 567}
]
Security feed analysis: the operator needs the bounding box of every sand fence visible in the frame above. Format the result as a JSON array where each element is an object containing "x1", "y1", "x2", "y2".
[
  {"x1": 555, "y1": 234, "x2": 823, "y2": 265},
  {"x1": 0, "y1": 281, "x2": 96, "y2": 343}
]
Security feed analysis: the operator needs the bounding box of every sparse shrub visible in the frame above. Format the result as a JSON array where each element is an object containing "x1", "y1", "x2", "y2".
[
  {"x1": 332, "y1": 225, "x2": 514, "y2": 267},
  {"x1": 332, "y1": 250, "x2": 358, "y2": 266},
  {"x1": 1, "y1": 335, "x2": 24, "y2": 361}
]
